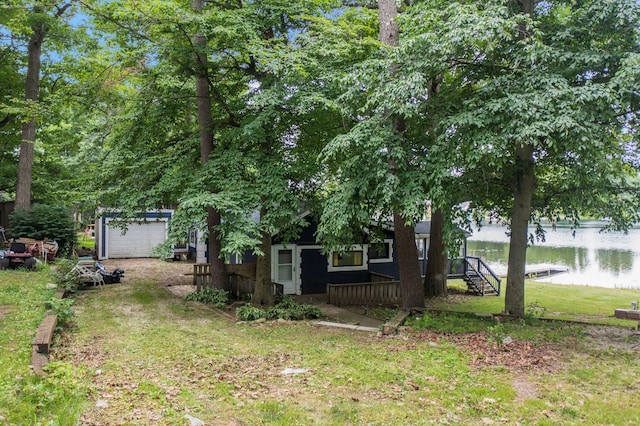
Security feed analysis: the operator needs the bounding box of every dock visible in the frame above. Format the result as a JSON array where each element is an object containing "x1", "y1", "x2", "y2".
[{"x1": 524, "y1": 265, "x2": 569, "y2": 279}]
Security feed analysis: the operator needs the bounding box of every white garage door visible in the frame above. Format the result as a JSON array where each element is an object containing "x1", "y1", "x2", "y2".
[{"x1": 107, "y1": 221, "x2": 167, "y2": 258}]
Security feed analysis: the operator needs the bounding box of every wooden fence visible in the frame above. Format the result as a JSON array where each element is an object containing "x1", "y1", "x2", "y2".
[
  {"x1": 193, "y1": 263, "x2": 211, "y2": 292},
  {"x1": 327, "y1": 280, "x2": 401, "y2": 306},
  {"x1": 192, "y1": 263, "x2": 283, "y2": 298}
]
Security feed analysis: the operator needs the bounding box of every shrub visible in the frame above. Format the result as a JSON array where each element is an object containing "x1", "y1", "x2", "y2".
[
  {"x1": 185, "y1": 288, "x2": 229, "y2": 308},
  {"x1": 236, "y1": 304, "x2": 268, "y2": 321},
  {"x1": 237, "y1": 296, "x2": 323, "y2": 322},
  {"x1": 266, "y1": 296, "x2": 323, "y2": 320},
  {"x1": 44, "y1": 297, "x2": 75, "y2": 329},
  {"x1": 8, "y1": 205, "x2": 76, "y2": 256},
  {"x1": 53, "y1": 258, "x2": 80, "y2": 292}
]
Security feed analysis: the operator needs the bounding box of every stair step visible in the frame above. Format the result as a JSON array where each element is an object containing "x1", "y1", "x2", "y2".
[{"x1": 464, "y1": 274, "x2": 499, "y2": 297}]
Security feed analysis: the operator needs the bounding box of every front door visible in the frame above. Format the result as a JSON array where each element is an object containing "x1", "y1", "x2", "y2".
[
  {"x1": 273, "y1": 245, "x2": 297, "y2": 294},
  {"x1": 300, "y1": 249, "x2": 328, "y2": 294}
]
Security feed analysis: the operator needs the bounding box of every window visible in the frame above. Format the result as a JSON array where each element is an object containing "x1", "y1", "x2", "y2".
[
  {"x1": 368, "y1": 239, "x2": 393, "y2": 263},
  {"x1": 278, "y1": 249, "x2": 294, "y2": 281},
  {"x1": 416, "y1": 239, "x2": 426, "y2": 260},
  {"x1": 328, "y1": 245, "x2": 368, "y2": 272},
  {"x1": 332, "y1": 250, "x2": 363, "y2": 267}
]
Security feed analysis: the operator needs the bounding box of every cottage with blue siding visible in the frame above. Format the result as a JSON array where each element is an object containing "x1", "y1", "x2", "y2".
[{"x1": 237, "y1": 214, "x2": 475, "y2": 296}]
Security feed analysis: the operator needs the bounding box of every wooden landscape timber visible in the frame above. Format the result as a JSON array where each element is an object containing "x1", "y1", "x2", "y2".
[
  {"x1": 382, "y1": 309, "x2": 412, "y2": 335},
  {"x1": 30, "y1": 288, "x2": 65, "y2": 376}
]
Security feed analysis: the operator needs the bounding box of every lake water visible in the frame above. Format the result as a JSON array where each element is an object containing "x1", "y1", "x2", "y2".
[{"x1": 466, "y1": 221, "x2": 640, "y2": 290}]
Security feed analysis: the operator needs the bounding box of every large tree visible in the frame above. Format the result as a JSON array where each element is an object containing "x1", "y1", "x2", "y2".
[
  {"x1": 378, "y1": 0, "x2": 424, "y2": 308},
  {"x1": 311, "y1": 1, "x2": 516, "y2": 307},
  {"x1": 193, "y1": 0, "x2": 339, "y2": 303},
  {"x1": 0, "y1": 14, "x2": 23, "y2": 198},
  {"x1": 1, "y1": 1, "x2": 100, "y2": 209},
  {"x1": 191, "y1": 0, "x2": 227, "y2": 290},
  {"x1": 424, "y1": 208, "x2": 447, "y2": 297},
  {"x1": 82, "y1": 0, "x2": 336, "y2": 299},
  {"x1": 79, "y1": 0, "x2": 253, "y2": 289},
  {"x1": 13, "y1": 2, "x2": 74, "y2": 209},
  {"x1": 439, "y1": 0, "x2": 640, "y2": 316}
]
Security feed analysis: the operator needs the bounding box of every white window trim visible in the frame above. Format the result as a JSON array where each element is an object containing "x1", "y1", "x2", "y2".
[
  {"x1": 416, "y1": 238, "x2": 424, "y2": 260},
  {"x1": 368, "y1": 239, "x2": 394, "y2": 264},
  {"x1": 328, "y1": 245, "x2": 368, "y2": 272},
  {"x1": 416, "y1": 237, "x2": 430, "y2": 260}
]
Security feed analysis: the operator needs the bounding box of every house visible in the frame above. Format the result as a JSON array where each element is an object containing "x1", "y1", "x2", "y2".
[{"x1": 235, "y1": 215, "x2": 475, "y2": 296}]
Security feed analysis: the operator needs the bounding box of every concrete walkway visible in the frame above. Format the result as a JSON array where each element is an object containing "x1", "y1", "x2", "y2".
[{"x1": 294, "y1": 294, "x2": 384, "y2": 329}]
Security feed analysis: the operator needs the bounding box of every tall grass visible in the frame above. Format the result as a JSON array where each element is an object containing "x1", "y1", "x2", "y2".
[{"x1": 0, "y1": 268, "x2": 89, "y2": 424}]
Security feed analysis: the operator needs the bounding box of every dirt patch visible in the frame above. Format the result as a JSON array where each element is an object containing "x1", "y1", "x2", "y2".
[
  {"x1": 164, "y1": 284, "x2": 196, "y2": 298},
  {"x1": 98, "y1": 259, "x2": 640, "y2": 354},
  {"x1": 0, "y1": 305, "x2": 13, "y2": 321},
  {"x1": 512, "y1": 374, "x2": 538, "y2": 401},
  {"x1": 582, "y1": 324, "x2": 640, "y2": 352},
  {"x1": 56, "y1": 334, "x2": 110, "y2": 370},
  {"x1": 408, "y1": 330, "x2": 562, "y2": 373},
  {"x1": 100, "y1": 258, "x2": 193, "y2": 288}
]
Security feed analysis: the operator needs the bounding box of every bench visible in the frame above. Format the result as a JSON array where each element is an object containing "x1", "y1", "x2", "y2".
[{"x1": 172, "y1": 247, "x2": 190, "y2": 261}]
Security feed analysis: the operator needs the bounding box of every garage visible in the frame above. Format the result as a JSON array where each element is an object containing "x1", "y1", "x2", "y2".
[
  {"x1": 107, "y1": 221, "x2": 167, "y2": 258},
  {"x1": 96, "y1": 209, "x2": 173, "y2": 260}
]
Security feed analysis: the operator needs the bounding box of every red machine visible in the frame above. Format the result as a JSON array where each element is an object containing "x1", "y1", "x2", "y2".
[{"x1": 0, "y1": 241, "x2": 38, "y2": 270}]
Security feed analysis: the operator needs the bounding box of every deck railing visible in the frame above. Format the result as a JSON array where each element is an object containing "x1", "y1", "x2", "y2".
[
  {"x1": 370, "y1": 271, "x2": 395, "y2": 282},
  {"x1": 193, "y1": 263, "x2": 211, "y2": 291},
  {"x1": 327, "y1": 280, "x2": 400, "y2": 306},
  {"x1": 461, "y1": 256, "x2": 501, "y2": 295}
]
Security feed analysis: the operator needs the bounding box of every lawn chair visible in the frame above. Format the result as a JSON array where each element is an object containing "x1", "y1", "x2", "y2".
[{"x1": 69, "y1": 263, "x2": 105, "y2": 288}]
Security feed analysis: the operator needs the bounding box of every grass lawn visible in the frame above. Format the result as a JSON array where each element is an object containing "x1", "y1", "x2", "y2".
[
  {"x1": 439, "y1": 279, "x2": 640, "y2": 327},
  {"x1": 77, "y1": 233, "x2": 95, "y2": 251},
  {"x1": 1, "y1": 261, "x2": 639, "y2": 425}
]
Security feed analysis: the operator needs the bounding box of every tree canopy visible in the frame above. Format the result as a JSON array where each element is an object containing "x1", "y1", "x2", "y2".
[{"x1": 0, "y1": 0, "x2": 638, "y2": 313}]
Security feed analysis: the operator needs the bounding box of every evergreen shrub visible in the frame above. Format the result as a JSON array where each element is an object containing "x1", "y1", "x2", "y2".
[{"x1": 8, "y1": 205, "x2": 76, "y2": 256}]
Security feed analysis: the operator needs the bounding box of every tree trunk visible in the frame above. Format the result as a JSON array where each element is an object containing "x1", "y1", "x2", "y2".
[
  {"x1": 378, "y1": 0, "x2": 399, "y2": 46},
  {"x1": 504, "y1": 0, "x2": 536, "y2": 317},
  {"x1": 15, "y1": 19, "x2": 45, "y2": 210},
  {"x1": 253, "y1": 206, "x2": 274, "y2": 305},
  {"x1": 192, "y1": 0, "x2": 227, "y2": 290},
  {"x1": 394, "y1": 211, "x2": 425, "y2": 309},
  {"x1": 379, "y1": 0, "x2": 425, "y2": 309},
  {"x1": 504, "y1": 143, "x2": 535, "y2": 317},
  {"x1": 425, "y1": 208, "x2": 447, "y2": 298}
]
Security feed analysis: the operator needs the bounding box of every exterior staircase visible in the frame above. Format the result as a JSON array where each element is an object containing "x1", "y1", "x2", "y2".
[{"x1": 458, "y1": 256, "x2": 501, "y2": 296}]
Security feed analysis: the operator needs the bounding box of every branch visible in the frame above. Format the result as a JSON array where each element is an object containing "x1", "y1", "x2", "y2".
[
  {"x1": 0, "y1": 114, "x2": 13, "y2": 129},
  {"x1": 77, "y1": 0, "x2": 153, "y2": 42},
  {"x1": 451, "y1": 58, "x2": 515, "y2": 73},
  {"x1": 55, "y1": 2, "x2": 74, "y2": 18},
  {"x1": 175, "y1": 20, "x2": 242, "y2": 127}
]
